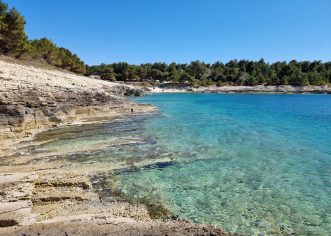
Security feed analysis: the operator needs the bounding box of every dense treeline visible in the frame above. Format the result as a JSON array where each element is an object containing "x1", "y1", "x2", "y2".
[
  {"x1": 87, "y1": 60, "x2": 331, "y2": 86},
  {"x1": 0, "y1": 0, "x2": 86, "y2": 74},
  {"x1": 1, "y1": 0, "x2": 330, "y2": 86}
]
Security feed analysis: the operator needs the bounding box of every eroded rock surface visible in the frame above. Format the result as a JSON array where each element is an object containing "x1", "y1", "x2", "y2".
[
  {"x1": 0, "y1": 59, "x2": 154, "y2": 153},
  {"x1": 0, "y1": 170, "x2": 237, "y2": 236},
  {"x1": 1, "y1": 218, "x2": 237, "y2": 236},
  {"x1": 0, "y1": 173, "x2": 37, "y2": 227},
  {"x1": 0, "y1": 59, "x2": 235, "y2": 235}
]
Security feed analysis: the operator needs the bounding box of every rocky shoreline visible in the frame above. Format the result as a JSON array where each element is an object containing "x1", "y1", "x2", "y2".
[
  {"x1": 0, "y1": 59, "x2": 236, "y2": 235},
  {"x1": 146, "y1": 84, "x2": 330, "y2": 94},
  {"x1": 0, "y1": 59, "x2": 153, "y2": 154}
]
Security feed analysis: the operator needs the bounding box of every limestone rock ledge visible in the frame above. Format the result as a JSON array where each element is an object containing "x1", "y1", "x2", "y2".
[
  {"x1": 0, "y1": 172, "x2": 38, "y2": 227},
  {"x1": 0, "y1": 59, "x2": 236, "y2": 235},
  {"x1": 0, "y1": 171, "x2": 239, "y2": 236},
  {"x1": 0, "y1": 59, "x2": 154, "y2": 153}
]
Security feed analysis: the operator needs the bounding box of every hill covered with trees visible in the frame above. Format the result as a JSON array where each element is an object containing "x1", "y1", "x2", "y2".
[
  {"x1": 0, "y1": 0, "x2": 86, "y2": 74},
  {"x1": 0, "y1": 0, "x2": 330, "y2": 87},
  {"x1": 87, "y1": 60, "x2": 331, "y2": 87}
]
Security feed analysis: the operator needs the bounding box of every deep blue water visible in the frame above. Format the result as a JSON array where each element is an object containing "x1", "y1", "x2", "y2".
[{"x1": 116, "y1": 94, "x2": 331, "y2": 236}]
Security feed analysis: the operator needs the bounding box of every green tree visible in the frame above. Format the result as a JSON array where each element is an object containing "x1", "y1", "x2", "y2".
[
  {"x1": 269, "y1": 71, "x2": 280, "y2": 85},
  {"x1": 245, "y1": 76, "x2": 257, "y2": 86},
  {"x1": 87, "y1": 64, "x2": 115, "y2": 80},
  {"x1": 187, "y1": 61, "x2": 207, "y2": 80},
  {"x1": 29, "y1": 38, "x2": 86, "y2": 74},
  {"x1": 288, "y1": 67, "x2": 309, "y2": 86},
  {"x1": 1, "y1": 7, "x2": 28, "y2": 56},
  {"x1": 29, "y1": 38, "x2": 60, "y2": 64},
  {"x1": 308, "y1": 72, "x2": 324, "y2": 85},
  {"x1": 280, "y1": 76, "x2": 289, "y2": 85},
  {"x1": 179, "y1": 72, "x2": 194, "y2": 84},
  {"x1": 87, "y1": 60, "x2": 330, "y2": 86},
  {"x1": 0, "y1": 0, "x2": 8, "y2": 32},
  {"x1": 57, "y1": 47, "x2": 86, "y2": 74}
]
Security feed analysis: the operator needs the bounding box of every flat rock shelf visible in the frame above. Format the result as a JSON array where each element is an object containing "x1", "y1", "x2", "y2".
[{"x1": 0, "y1": 59, "x2": 235, "y2": 236}]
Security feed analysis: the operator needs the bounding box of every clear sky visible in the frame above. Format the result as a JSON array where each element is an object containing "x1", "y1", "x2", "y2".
[{"x1": 5, "y1": 0, "x2": 331, "y2": 65}]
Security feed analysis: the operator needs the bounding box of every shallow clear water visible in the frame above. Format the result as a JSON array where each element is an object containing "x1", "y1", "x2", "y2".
[
  {"x1": 116, "y1": 94, "x2": 331, "y2": 236},
  {"x1": 21, "y1": 93, "x2": 331, "y2": 236}
]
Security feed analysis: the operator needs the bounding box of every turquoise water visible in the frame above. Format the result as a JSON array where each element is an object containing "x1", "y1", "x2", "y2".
[
  {"x1": 18, "y1": 93, "x2": 331, "y2": 235},
  {"x1": 116, "y1": 94, "x2": 331, "y2": 236}
]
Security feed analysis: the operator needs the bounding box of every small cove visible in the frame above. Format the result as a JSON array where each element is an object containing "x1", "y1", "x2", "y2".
[
  {"x1": 5, "y1": 93, "x2": 331, "y2": 236},
  {"x1": 119, "y1": 94, "x2": 331, "y2": 235}
]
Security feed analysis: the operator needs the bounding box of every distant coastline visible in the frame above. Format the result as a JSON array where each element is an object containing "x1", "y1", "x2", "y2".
[
  {"x1": 1, "y1": 0, "x2": 330, "y2": 234},
  {"x1": 129, "y1": 83, "x2": 331, "y2": 94}
]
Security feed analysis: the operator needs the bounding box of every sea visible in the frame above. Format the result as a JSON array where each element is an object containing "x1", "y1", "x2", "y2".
[{"x1": 34, "y1": 93, "x2": 331, "y2": 235}]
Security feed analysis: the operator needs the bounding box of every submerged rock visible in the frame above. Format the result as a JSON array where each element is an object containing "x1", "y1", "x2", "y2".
[{"x1": 0, "y1": 60, "x2": 235, "y2": 235}]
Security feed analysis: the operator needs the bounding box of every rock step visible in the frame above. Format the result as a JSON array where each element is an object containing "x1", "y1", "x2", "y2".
[
  {"x1": 0, "y1": 173, "x2": 38, "y2": 227},
  {"x1": 32, "y1": 187, "x2": 98, "y2": 205},
  {"x1": 35, "y1": 172, "x2": 92, "y2": 190}
]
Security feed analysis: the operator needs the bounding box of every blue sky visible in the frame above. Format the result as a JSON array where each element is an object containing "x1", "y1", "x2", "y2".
[{"x1": 5, "y1": 0, "x2": 331, "y2": 65}]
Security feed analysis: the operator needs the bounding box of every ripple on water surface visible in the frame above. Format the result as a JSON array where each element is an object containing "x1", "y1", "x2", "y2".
[
  {"x1": 16, "y1": 94, "x2": 331, "y2": 236},
  {"x1": 117, "y1": 94, "x2": 331, "y2": 236}
]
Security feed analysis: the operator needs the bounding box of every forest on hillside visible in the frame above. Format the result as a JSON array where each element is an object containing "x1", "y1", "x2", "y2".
[
  {"x1": 0, "y1": 0, "x2": 86, "y2": 74},
  {"x1": 87, "y1": 60, "x2": 331, "y2": 86},
  {"x1": 0, "y1": 0, "x2": 330, "y2": 86}
]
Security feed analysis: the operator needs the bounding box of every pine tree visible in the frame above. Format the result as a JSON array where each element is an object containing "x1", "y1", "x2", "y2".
[
  {"x1": 0, "y1": 0, "x2": 8, "y2": 51},
  {"x1": 2, "y1": 7, "x2": 28, "y2": 57}
]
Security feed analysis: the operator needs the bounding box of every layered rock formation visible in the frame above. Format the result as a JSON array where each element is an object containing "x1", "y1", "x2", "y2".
[
  {"x1": 0, "y1": 59, "x2": 236, "y2": 235},
  {"x1": 0, "y1": 170, "x2": 237, "y2": 236},
  {"x1": 0, "y1": 59, "x2": 153, "y2": 153},
  {"x1": 0, "y1": 172, "x2": 37, "y2": 227}
]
